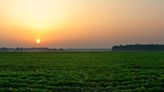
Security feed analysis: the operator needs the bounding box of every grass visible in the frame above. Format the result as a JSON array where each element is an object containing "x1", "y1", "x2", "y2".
[{"x1": 0, "y1": 51, "x2": 164, "y2": 91}]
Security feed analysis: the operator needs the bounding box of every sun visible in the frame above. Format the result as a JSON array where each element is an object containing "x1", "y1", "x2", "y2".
[{"x1": 36, "y1": 38, "x2": 41, "y2": 44}]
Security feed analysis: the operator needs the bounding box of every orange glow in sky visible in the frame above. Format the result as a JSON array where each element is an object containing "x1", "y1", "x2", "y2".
[{"x1": 0, "y1": 0, "x2": 164, "y2": 48}]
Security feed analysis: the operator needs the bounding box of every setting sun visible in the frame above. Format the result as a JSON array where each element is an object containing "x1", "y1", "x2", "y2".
[{"x1": 36, "y1": 38, "x2": 41, "y2": 44}]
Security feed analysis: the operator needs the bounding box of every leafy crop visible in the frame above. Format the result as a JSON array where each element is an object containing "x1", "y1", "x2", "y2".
[{"x1": 0, "y1": 51, "x2": 163, "y2": 91}]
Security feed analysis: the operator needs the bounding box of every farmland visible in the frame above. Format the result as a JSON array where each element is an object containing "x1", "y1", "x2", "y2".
[{"x1": 0, "y1": 51, "x2": 164, "y2": 91}]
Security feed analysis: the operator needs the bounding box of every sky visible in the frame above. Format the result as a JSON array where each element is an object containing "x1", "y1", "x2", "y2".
[{"x1": 0, "y1": 0, "x2": 164, "y2": 48}]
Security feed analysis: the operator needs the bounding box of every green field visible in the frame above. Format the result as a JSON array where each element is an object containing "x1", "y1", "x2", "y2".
[{"x1": 0, "y1": 51, "x2": 164, "y2": 92}]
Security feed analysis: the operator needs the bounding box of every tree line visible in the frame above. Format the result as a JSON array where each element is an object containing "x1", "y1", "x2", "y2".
[
  {"x1": 112, "y1": 44, "x2": 164, "y2": 51},
  {"x1": 0, "y1": 47, "x2": 64, "y2": 51}
]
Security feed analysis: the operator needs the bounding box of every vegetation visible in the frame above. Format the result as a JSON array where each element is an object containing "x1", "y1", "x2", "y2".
[
  {"x1": 112, "y1": 44, "x2": 164, "y2": 51},
  {"x1": 0, "y1": 52, "x2": 164, "y2": 91}
]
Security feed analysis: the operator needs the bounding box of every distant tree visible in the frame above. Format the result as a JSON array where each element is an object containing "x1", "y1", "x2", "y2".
[{"x1": 59, "y1": 48, "x2": 64, "y2": 50}]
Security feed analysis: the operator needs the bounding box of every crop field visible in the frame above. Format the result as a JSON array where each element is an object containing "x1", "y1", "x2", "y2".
[{"x1": 0, "y1": 51, "x2": 164, "y2": 92}]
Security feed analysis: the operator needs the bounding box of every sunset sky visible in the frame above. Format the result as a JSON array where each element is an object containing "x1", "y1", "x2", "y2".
[{"x1": 0, "y1": 0, "x2": 164, "y2": 48}]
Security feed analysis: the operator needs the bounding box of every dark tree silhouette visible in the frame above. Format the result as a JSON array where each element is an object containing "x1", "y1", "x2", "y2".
[{"x1": 112, "y1": 44, "x2": 164, "y2": 51}]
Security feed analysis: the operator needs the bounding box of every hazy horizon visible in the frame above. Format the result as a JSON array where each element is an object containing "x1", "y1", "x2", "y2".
[{"x1": 0, "y1": 0, "x2": 164, "y2": 48}]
